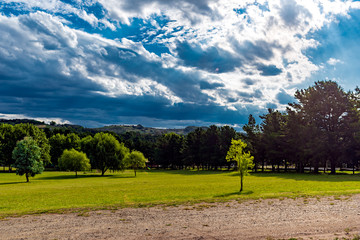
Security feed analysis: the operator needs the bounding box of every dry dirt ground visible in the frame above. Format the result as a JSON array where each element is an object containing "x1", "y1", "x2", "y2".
[{"x1": 1, "y1": 195, "x2": 360, "y2": 240}]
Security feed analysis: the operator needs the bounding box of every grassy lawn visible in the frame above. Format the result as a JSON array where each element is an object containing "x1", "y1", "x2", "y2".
[{"x1": 1, "y1": 170, "x2": 360, "y2": 217}]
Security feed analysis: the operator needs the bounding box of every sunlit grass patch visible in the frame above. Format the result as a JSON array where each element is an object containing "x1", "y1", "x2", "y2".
[{"x1": 1, "y1": 170, "x2": 360, "y2": 217}]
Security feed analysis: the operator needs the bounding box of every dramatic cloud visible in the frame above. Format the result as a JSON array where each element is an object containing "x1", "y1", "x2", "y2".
[{"x1": 0, "y1": 0, "x2": 359, "y2": 128}]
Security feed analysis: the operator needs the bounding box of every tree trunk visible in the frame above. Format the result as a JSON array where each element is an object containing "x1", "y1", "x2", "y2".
[
  {"x1": 330, "y1": 160, "x2": 336, "y2": 174},
  {"x1": 240, "y1": 173, "x2": 243, "y2": 192},
  {"x1": 313, "y1": 161, "x2": 319, "y2": 174},
  {"x1": 262, "y1": 160, "x2": 264, "y2": 172},
  {"x1": 26, "y1": 173, "x2": 29, "y2": 183},
  {"x1": 75, "y1": 171, "x2": 78, "y2": 178},
  {"x1": 134, "y1": 169, "x2": 136, "y2": 177},
  {"x1": 353, "y1": 164, "x2": 355, "y2": 175}
]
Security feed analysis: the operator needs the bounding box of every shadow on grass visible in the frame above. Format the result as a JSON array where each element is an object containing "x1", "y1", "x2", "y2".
[
  {"x1": 0, "y1": 181, "x2": 25, "y2": 185},
  {"x1": 38, "y1": 173, "x2": 136, "y2": 180},
  {"x1": 148, "y1": 169, "x2": 232, "y2": 175},
  {"x1": 214, "y1": 190, "x2": 254, "y2": 198},
  {"x1": 107, "y1": 174, "x2": 137, "y2": 179},
  {"x1": 249, "y1": 171, "x2": 360, "y2": 182}
]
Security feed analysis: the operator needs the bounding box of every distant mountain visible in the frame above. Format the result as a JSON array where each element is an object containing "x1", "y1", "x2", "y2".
[{"x1": 0, "y1": 119, "x2": 207, "y2": 135}]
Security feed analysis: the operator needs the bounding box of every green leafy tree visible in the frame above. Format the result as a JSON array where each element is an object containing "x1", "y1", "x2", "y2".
[
  {"x1": 184, "y1": 128, "x2": 206, "y2": 170},
  {"x1": 49, "y1": 133, "x2": 67, "y2": 167},
  {"x1": 124, "y1": 150, "x2": 147, "y2": 176},
  {"x1": 93, "y1": 132, "x2": 129, "y2": 176},
  {"x1": 58, "y1": 149, "x2": 90, "y2": 177},
  {"x1": 0, "y1": 124, "x2": 50, "y2": 171},
  {"x1": 80, "y1": 135, "x2": 95, "y2": 167},
  {"x1": 0, "y1": 124, "x2": 16, "y2": 171},
  {"x1": 14, "y1": 124, "x2": 50, "y2": 165},
  {"x1": 155, "y1": 133, "x2": 184, "y2": 169},
  {"x1": 226, "y1": 139, "x2": 254, "y2": 192},
  {"x1": 260, "y1": 109, "x2": 287, "y2": 172},
  {"x1": 12, "y1": 137, "x2": 44, "y2": 182},
  {"x1": 243, "y1": 114, "x2": 263, "y2": 172},
  {"x1": 49, "y1": 133, "x2": 81, "y2": 167},
  {"x1": 203, "y1": 125, "x2": 221, "y2": 170},
  {"x1": 290, "y1": 80, "x2": 356, "y2": 174}
]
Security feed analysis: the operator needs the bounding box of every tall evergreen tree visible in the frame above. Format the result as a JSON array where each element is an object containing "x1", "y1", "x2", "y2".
[{"x1": 290, "y1": 81, "x2": 356, "y2": 174}]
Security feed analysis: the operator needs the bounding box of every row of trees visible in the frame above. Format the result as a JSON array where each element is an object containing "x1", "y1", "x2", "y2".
[
  {"x1": 2, "y1": 80, "x2": 360, "y2": 177},
  {"x1": 0, "y1": 123, "x2": 241, "y2": 172},
  {"x1": 243, "y1": 80, "x2": 360, "y2": 174},
  {"x1": 1, "y1": 127, "x2": 148, "y2": 181}
]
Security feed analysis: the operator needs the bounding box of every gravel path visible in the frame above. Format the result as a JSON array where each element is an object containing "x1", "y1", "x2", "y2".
[{"x1": 1, "y1": 195, "x2": 360, "y2": 239}]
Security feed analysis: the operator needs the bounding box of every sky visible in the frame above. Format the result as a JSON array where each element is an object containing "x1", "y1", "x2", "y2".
[{"x1": 0, "y1": 0, "x2": 360, "y2": 129}]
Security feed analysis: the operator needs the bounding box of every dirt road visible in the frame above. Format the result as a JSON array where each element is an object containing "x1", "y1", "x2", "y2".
[{"x1": 1, "y1": 195, "x2": 360, "y2": 239}]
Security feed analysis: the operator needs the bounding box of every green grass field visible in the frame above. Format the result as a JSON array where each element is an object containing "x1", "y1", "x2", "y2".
[{"x1": 1, "y1": 170, "x2": 360, "y2": 217}]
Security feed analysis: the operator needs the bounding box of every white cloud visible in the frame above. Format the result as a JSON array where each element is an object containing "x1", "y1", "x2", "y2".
[
  {"x1": 0, "y1": 0, "x2": 358, "y2": 126},
  {"x1": 327, "y1": 58, "x2": 343, "y2": 65}
]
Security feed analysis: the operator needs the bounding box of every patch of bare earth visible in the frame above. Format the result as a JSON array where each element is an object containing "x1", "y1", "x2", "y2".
[{"x1": 1, "y1": 195, "x2": 360, "y2": 240}]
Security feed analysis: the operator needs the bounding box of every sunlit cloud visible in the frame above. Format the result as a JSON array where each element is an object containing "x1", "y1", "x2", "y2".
[{"x1": 0, "y1": 0, "x2": 359, "y2": 128}]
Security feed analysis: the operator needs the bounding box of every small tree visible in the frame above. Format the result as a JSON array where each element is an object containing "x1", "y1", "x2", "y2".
[
  {"x1": 58, "y1": 149, "x2": 90, "y2": 177},
  {"x1": 226, "y1": 139, "x2": 254, "y2": 192},
  {"x1": 12, "y1": 137, "x2": 44, "y2": 182},
  {"x1": 125, "y1": 150, "x2": 148, "y2": 177}
]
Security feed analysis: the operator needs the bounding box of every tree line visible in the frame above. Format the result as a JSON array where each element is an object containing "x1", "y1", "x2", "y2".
[
  {"x1": 1, "y1": 80, "x2": 360, "y2": 176},
  {"x1": 243, "y1": 80, "x2": 360, "y2": 174}
]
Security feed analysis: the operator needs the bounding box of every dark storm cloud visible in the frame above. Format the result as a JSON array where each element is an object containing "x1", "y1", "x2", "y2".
[
  {"x1": 0, "y1": 89, "x2": 250, "y2": 127},
  {"x1": 256, "y1": 64, "x2": 282, "y2": 76},
  {"x1": 199, "y1": 81, "x2": 224, "y2": 90},
  {"x1": 279, "y1": 0, "x2": 312, "y2": 27},
  {"x1": 233, "y1": 40, "x2": 278, "y2": 61},
  {"x1": 0, "y1": 11, "x2": 225, "y2": 127},
  {"x1": 243, "y1": 78, "x2": 256, "y2": 86},
  {"x1": 96, "y1": 45, "x2": 211, "y2": 103},
  {"x1": 176, "y1": 41, "x2": 241, "y2": 73}
]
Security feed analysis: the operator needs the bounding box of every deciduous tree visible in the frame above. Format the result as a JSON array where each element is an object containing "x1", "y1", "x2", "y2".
[
  {"x1": 58, "y1": 149, "x2": 90, "y2": 177},
  {"x1": 226, "y1": 139, "x2": 254, "y2": 192},
  {"x1": 93, "y1": 133, "x2": 129, "y2": 175},
  {"x1": 124, "y1": 150, "x2": 147, "y2": 176},
  {"x1": 12, "y1": 137, "x2": 44, "y2": 182}
]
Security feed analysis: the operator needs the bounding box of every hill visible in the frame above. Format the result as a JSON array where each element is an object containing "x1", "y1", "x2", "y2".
[{"x1": 0, "y1": 119, "x2": 207, "y2": 135}]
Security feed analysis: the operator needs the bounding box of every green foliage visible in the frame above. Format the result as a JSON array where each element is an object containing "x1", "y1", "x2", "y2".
[
  {"x1": 124, "y1": 150, "x2": 148, "y2": 176},
  {"x1": 260, "y1": 109, "x2": 287, "y2": 172},
  {"x1": 49, "y1": 133, "x2": 81, "y2": 167},
  {"x1": 226, "y1": 139, "x2": 254, "y2": 192},
  {"x1": 93, "y1": 132, "x2": 129, "y2": 175},
  {"x1": 58, "y1": 149, "x2": 90, "y2": 177},
  {"x1": 0, "y1": 123, "x2": 51, "y2": 170},
  {"x1": 290, "y1": 80, "x2": 357, "y2": 174},
  {"x1": 49, "y1": 133, "x2": 66, "y2": 166},
  {"x1": 155, "y1": 133, "x2": 185, "y2": 169},
  {"x1": 14, "y1": 124, "x2": 51, "y2": 164},
  {"x1": 0, "y1": 124, "x2": 16, "y2": 170},
  {"x1": 12, "y1": 137, "x2": 44, "y2": 182}
]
